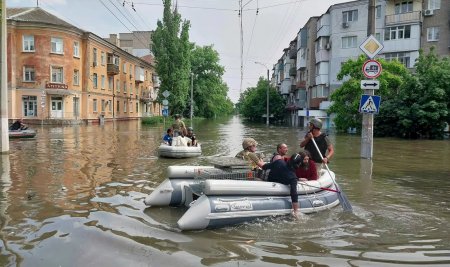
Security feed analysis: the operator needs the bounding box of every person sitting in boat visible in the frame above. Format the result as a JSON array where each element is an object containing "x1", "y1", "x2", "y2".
[
  {"x1": 163, "y1": 128, "x2": 173, "y2": 146},
  {"x1": 185, "y1": 127, "x2": 197, "y2": 147},
  {"x1": 10, "y1": 119, "x2": 28, "y2": 131},
  {"x1": 235, "y1": 138, "x2": 265, "y2": 171},
  {"x1": 261, "y1": 153, "x2": 301, "y2": 218},
  {"x1": 294, "y1": 150, "x2": 318, "y2": 181},
  {"x1": 271, "y1": 143, "x2": 288, "y2": 162},
  {"x1": 171, "y1": 114, "x2": 187, "y2": 137}
]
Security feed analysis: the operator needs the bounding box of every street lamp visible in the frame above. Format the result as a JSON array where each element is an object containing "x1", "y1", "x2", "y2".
[{"x1": 254, "y1": 61, "x2": 270, "y2": 126}]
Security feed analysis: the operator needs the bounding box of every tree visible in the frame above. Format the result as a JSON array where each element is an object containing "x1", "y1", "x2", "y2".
[
  {"x1": 190, "y1": 45, "x2": 234, "y2": 118},
  {"x1": 329, "y1": 55, "x2": 410, "y2": 133},
  {"x1": 387, "y1": 48, "x2": 449, "y2": 139},
  {"x1": 238, "y1": 78, "x2": 285, "y2": 122},
  {"x1": 151, "y1": 0, "x2": 191, "y2": 115}
]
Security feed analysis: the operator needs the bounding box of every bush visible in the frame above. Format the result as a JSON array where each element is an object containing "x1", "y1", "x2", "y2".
[{"x1": 141, "y1": 116, "x2": 164, "y2": 125}]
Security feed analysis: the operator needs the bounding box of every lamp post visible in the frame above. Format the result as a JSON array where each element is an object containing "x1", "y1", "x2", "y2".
[{"x1": 255, "y1": 62, "x2": 270, "y2": 126}]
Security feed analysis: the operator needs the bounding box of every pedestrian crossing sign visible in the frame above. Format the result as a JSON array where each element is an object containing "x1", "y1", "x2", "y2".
[{"x1": 359, "y1": 95, "x2": 381, "y2": 114}]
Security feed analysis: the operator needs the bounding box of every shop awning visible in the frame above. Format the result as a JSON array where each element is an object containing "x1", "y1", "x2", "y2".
[{"x1": 45, "y1": 89, "x2": 75, "y2": 96}]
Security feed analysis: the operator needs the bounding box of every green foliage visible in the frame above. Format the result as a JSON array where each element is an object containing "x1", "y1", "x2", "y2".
[
  {"x1": 151, "y1": 0, "x2": 191, "y2": 115},
  {"x1": 141, "y1": 116, "x2": 164, "y2": 125},
  {"x1": 238, "y1": 78, "x2": 286, "y2": 122},
  {"x1": 330, "y1": 48, "x2": 449, "y2": 139},
  {"x1": 190, "y1": 45, "x2": 234, "y2": 118}
]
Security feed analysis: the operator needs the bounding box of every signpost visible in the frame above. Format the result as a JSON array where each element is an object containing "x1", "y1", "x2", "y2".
[
  {"x1": 360, "y1": 80, "x2": 380, "y2": 89},
  {"x1": 162, "y1": 90, "x2": 170, "y2": 129},
  {"x1": 359, "y1": 34, "x2": 384, "y2": 159}
]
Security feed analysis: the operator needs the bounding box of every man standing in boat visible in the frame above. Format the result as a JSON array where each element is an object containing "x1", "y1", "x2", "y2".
[
  {"x1": 299, "y1": 118, "x2": 334, "y2": 171},
  {"x1": 171, "y1": 114, "x2": 187, "y2": 137}
]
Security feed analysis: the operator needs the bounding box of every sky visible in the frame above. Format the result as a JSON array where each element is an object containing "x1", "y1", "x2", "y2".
[{"x1": 7, "y1": 0, "x2": 349, "y2": 103}]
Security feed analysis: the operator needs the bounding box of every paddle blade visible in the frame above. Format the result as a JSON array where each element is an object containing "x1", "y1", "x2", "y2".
[{"x1": 336, "y1": 184, "x2": 353, "y2": 212}]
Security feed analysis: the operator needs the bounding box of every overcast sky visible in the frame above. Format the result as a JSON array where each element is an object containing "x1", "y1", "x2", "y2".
[{"x1": 7, "y1": 0, "x2": 349, "y2": 103}]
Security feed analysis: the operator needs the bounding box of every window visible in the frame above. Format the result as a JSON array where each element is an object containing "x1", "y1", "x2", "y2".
[
  {"x1": 101, "y1": 75, "x2": 105, "y2": 89},
  {"x1": 384, "y1": 52, "x2": 411, "y2": 68},
  {"x1": 130, "y1": 102, "x2": 133, "y2": 113},
  {"x1": 342, "y1": 36, "x2": 357, "y2": 48},
  {"x1": 101, "y1": 99, "x2": 105, "y2": 112},
  {"x1": 427, "y1": 27, "x2": 440, "y2": 41},
  {"x1": 22, "y1": 96, "x2": 37, "y2": 117},
  {"x1": 376, "y1": 5, "x2": 381, "y2": 18},
  {"x1": 124, "y1": 101, "x2": 127, "y2": 112},
  {"x1": 123, "y1": 63, "x2": 126, "y2": 73},
  {"x1": 101, "y1": 52, "x2": 106, "y2": 65},
  {"x1": 384, "y1": 25, "x2": 411, "y2": 40},
  {"x1": 23, "y1": 35, "x2": 35, "y2": 52},
  {"x1": 428, "y1": 0, "x2": 441, "y2": 10},
  {"x1": 73, "y1": 69, "x2": 80, "y2": 85},
  {"x1": 123, "y1": 81, "x2": 127, "y2": 93},
  {"x1": 342, "y1": 10, "x2": 358, "y2": 22},
  {"x1": 51, "y1": 37, "x2": 63, "y2": 54},
  {"x1": 93, "y1": 48, "x2": 97, "y2": 66},
  {"x1": 93, "y1": 99, "x2": 97, "y2": 112},
  {"x1": 117, "y1": 100, "x2": 120, "y2": 112},
  {"x1": 73, "y1": 41, "x2": 80, "y2": 57},
  {"x1": 51, "y1": 66, "x2": 63, "y2": 83},
  {"x1": 23, "y1": 66, "x2": 35, "y2": 82},
  {"x1": 375, "y1": 33, "x2": 381, "y2": 41},
  {"x1": 136, "y1": 102, "x2": 138, "y2": 113},
  {"x1": 93, "y1": 73, "x2": 98, "y2": 88},
  {"x1": 108, "y1": 100, "x2": 112, "y2": 112},
  {"x1": 108, "y1": 76, "x2": 113, "y2": 90},
  {"x1": 129, "y1": 65, "x2": 132, "y2": 76},
  {"x1": 312, "y1": 85, "x2": 329, "y2": 98},
  {"x1": 116, "y1": 79, "x2": 120, "y2": 92},
  {"x1": 395, "y1": 1, "x2": 413, "y2": 14}
]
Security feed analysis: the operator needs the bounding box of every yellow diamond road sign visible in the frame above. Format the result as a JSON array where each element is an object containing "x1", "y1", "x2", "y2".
[{"x1": 359, "y1": 35, "x2": 384, "y2": 59}]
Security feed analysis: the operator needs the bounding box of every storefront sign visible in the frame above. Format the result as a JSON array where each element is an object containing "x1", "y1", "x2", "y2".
[{"x1": 45, "y1": 83, "x2": 68, "y2": 89}]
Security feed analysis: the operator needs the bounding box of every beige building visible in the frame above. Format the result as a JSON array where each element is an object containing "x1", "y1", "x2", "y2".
[
  {"x1": 421, "y1": 0, "x2": 449, "y2": 57},
  {"x1": 7, "y1": 7, "x2": 160, "y2": 124}
]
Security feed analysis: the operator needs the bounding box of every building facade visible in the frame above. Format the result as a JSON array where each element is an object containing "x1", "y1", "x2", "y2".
[
  {"x1": 7, "y1": 7, "x2": 160, "y2": 124},
  {"x1": 272, "y1": 0, "x2": 449, "y2": 128}
]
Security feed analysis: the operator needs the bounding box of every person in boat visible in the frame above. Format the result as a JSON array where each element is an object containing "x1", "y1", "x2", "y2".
[
  {"x1": 235, "y1": 138, "x2": 265, "y2": 171},
  {"x1": 171, "y1": 114, "x2": 187, "y2": 137},
  {"x1": 271, "y1": 143, "x2": 288, "y2": 162},
  {"x1": 299, "y1": 118, "x2": 334, "y2": 171},
  {"x1": 294, "y1": 150, "x2": 318, "y2": 181},
  {"x1": 163, "y1": 128, "x2": 173, "y2": 146},
  {"x1": 261, "y1": 153, "x2": 301, "y2": 217},
  {"x1": 10, "y1": 119, "x2": 28, "y2": 131},
  {"x1": 185, "y1": 127, "x2": 197, "y2": 147}
]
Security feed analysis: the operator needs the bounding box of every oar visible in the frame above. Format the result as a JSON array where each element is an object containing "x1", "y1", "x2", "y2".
[{"x1": 310, "y1": 137, "x2": 353, "y2": 212}]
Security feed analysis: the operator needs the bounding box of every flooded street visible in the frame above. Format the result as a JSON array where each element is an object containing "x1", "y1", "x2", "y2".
[{"x1": 1, "y1": 116, "x2": 450, "y2": 267}]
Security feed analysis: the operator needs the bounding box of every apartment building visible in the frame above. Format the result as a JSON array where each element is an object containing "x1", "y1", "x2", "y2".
[
  {"x1": 104, "y1": 31, "x2": 152, "y2": 57},
  {"x1": 273, "y1": 0, "x2": 444, "y2": 128},
  {"x1": 7, "y1": 7, "x2": 160, "y2": 124},
  {"x1": 421, "y1": 0, "x2": 449, "y2": 56}
]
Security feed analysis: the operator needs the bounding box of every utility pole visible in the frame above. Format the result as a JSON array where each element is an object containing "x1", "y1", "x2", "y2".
[
  {"x1": 1, "y1": 2, "x2": 10, "y2": 153},
  {"x1": 190, "y1": 72, "x2": 193, "y2": 128},
  {"x1": 255, "y1": 61, "x2": 270, "y2": 125},
  {"x1": 361, "y1": 0, "x2": 376, "y2": 159}
]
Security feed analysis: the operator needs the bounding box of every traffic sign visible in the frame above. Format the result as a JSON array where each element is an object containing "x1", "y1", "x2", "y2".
[
  {"x1": 362, "y1": 60, "x2": 382, "y2": 79},
  {"x1": 162, "y1": 99, "x2": 169, "y2": 105},
  {"x1": 361, "y1": 80, "x2": 380, "y2": 89},
  {"x1": 162, "y1": 105, "x2": 168, "y2": 110},
  {"x1": 162, "y1": 90, "x2": 170, "y2": 98},
  {"x1": 162, "y1": 109, "x2": 169, "y2": 117},
  {"x1": 360, "y1": 35, "x2": 384, "y2": 59},
  {"x1": 359, "y1": 95, "x2": 381, "y2": 114}
]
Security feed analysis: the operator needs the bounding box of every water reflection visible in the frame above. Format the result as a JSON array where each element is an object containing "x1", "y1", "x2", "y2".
[{"x1": 0, "y1": 116, "x2": 449, "y2": 266}]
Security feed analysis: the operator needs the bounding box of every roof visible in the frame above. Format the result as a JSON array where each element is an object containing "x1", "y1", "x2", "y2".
[
  {"x1": 7, "y1": 7, "x2": 81, "y2": 31},
  {"x1": 140, "y1": 54, "x2": 155, "y2": 65}
]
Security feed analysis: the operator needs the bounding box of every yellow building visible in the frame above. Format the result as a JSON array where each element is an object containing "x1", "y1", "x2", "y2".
[{"x1": 7, "y1": 7, "x2": 160, "y2": 124}]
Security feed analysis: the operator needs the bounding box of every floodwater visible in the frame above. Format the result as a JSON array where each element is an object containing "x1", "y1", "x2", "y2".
[{"x1": 1, "y1": 116, "x2": 449, "y2": 267}]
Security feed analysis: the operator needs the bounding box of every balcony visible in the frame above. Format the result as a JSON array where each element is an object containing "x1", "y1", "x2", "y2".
[
  {"x1": 385, "y1": 11, "x2": 421, "y2": 26},
  {"x1": 290, "y1": 84, "x2": 297, "y2": 93},
  {"x1": 289, "y1": 47, "x2": 297, "y2": 59},
  {"x1": 135, "y1": 67, "x2": 145, "y2": 83},
  {"x1": 289, "y1": 67, "x2": 297, "y2": 77},
  {"x1": 296, "y1": 80, "x2": 306, "y2": 89},
  {"x1": 107, "y1": 64, "x2": 119, "y2": 75}
]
